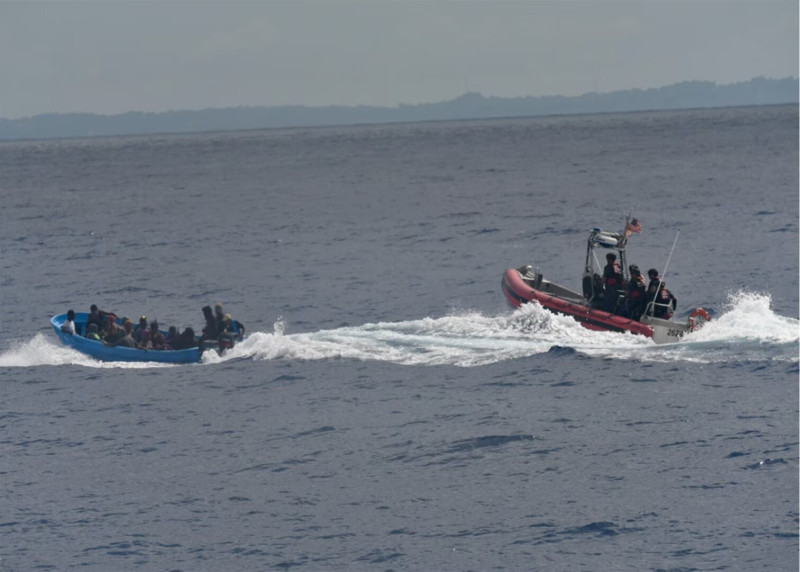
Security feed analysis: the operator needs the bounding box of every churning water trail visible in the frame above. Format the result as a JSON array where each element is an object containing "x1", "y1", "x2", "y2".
[
  {"x1": 2, "y1": 293, "x2": 796, "y2": 369},
  {"x1": 215, "y1": 291, "x2": 799, "y2": 367}
]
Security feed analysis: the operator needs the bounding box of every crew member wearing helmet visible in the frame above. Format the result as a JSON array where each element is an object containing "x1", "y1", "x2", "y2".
[
  {"x1": 602, "y1": 252, "x2": 625, "y2": 313},
  {"x1": 626, "y1": 265, "x2": 647, "y2": 320},
  {"x1": 646, "y1": 268, "x2": 677, "y2": 319}
]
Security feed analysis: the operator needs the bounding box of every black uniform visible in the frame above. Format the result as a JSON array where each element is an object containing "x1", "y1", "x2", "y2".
[
  {"x1": 647, "y1": 278, "x2": 677, "y2": 318},
  {"x1": 627, "y1": 273, "x2": 647, "y2": 320},
  {"x1": 603, "y1": 260, "x2": 624, "y2": 312}
]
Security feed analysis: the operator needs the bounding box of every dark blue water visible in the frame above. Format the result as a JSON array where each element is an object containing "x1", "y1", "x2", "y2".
[{"x1": 1, "y1": 106, "x2": 797, "y2": 571}]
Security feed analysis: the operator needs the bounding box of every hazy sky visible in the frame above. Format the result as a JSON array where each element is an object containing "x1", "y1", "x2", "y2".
[{"x1": 1, "y1": 0, "x2": 797, "y2": 119}]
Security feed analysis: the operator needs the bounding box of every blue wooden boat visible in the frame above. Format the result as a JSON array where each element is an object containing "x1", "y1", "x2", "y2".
[{"x1": 51, "y1": 312, "x2": 202, "y2": 364}]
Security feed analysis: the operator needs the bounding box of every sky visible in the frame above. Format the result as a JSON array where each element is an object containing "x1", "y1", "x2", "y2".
[{"x1": 0, "y1": 0, "x2": 797, "y2": 119}]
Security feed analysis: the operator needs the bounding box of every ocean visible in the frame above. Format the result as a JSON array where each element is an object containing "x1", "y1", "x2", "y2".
[{"x1": 0, "y1": 105, "x2": 797, "y2": 571}]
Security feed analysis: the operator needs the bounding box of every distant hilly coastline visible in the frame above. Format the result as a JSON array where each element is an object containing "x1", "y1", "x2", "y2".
[{"x1": 1, "y1": 76, "x2": 797, "y2": 141}]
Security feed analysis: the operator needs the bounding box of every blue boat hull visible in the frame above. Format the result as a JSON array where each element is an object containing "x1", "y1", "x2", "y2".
[{"x1": 51, "y1": 313, "x2": 202, "y2": 364}]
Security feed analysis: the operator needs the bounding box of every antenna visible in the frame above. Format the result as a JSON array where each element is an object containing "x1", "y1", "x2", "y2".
[
  {"x1": 660, "y1": 230, "x2": 680, "y2": 281},
  {"x1": 645, "y1": 230, "x2": 680, "y2": 317}
]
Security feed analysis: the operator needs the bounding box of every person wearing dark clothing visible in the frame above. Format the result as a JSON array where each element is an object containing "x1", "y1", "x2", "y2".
[
  {"x1": 626, "y1": 265, "x2": 647, "y2": 321},
  {"x1": 200, "y1": 306, "x2": 219, "y2": 342},
  {"x1": 214, "y1": 303, "x2": 225, "y2": 332},
  {"x1": 182, "y1": 327, "x2": 198, "y2": 348},
  {"x1": 602, "y1": 253, "x2": 625, "y2": 313},
  {"x1": 646, "y1": 268, "x2": 677, "y2": 319},
  {"x1": 165, "y1": 326, "x2": 179, "y2": 348},
  {"x1": 88, "y1": 304, "x2": 116, "y2": 336},
  {"x1": 173, "y1": 327, "x2": 198, "y2": 350},
  {"x1": 87, "y1": 305, "x2": 103, "y2": 333}
]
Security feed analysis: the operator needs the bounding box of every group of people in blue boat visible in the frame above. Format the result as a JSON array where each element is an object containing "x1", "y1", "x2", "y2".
[
  {"x1": 601, "y1": 253, "x2": 677, "y2": 320},
  {"x1": 60, "y1": 303, "x2": 245, "y2": 352}
]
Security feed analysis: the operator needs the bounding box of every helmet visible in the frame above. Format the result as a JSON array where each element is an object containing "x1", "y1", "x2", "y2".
[
  {"x1": 606, "y1": 253, "x2": 616, "y2": 260},
  {"x1": 648, "y1": 268, "x2": 658, "y2": 277}
]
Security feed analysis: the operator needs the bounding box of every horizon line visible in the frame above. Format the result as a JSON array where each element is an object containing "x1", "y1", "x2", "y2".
[{"x1": 2, "y1": 75, "x2": 797, "y2": 122}]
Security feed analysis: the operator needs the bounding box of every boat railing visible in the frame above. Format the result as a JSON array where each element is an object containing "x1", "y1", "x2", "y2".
[{"x1": 644, "y1": 301, "x2": 674, "y2": 318}]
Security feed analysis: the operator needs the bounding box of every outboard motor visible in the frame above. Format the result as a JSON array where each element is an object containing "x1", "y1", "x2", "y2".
[{"x1": 517, "y1": 265, "x2": 543, "y2": 289}]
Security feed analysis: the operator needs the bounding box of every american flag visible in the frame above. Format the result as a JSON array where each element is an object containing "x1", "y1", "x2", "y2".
[{"x1": 624, "y1": 218, "x2": 642, "y2": 236}]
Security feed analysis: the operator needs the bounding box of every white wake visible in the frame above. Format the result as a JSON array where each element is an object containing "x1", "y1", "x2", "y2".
[{"x1": 2, "y1": 292, "x2": 796, "y2": 368}]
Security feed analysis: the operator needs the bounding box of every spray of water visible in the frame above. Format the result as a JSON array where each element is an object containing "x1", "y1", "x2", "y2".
[
  {"x1": 2, "y1": 292, "x2": 796, "y2": 368},
  {"x1": 0, "y1": 333, "x2": 177, "y2": 369},
  {"x1": 196, "y1": 291, "x2": 800, "y2": 366}
]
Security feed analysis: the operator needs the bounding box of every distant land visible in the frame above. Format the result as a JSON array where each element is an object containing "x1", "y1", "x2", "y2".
[{"x1": 0, "y1": 77, "x2": 797, "y2": 141}]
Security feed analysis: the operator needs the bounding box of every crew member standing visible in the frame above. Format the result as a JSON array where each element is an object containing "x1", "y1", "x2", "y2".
[
  {"x1": 602, "y1": 253, "x2": 625, "y2": 313},
  {"x1": 626, "y1": 265, "x2": 647, "y2": 320},
  {"x1": 646, "y1": 268, "x2": 677, "y2": 318}
]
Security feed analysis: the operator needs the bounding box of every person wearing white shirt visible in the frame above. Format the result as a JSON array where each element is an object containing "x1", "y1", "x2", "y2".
[{"x1": 61, "y1": 309, "x2": 76, "y2": 335}]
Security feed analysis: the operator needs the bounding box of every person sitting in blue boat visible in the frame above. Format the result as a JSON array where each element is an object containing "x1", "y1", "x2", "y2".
[
  {"x1": 102, "y1": 316, "x2": 124, "y2": 344},
  {"x1": 153, "y1": 331, "x2": 170, "y2": 350},
  {"x1": 133, "y1": 316, "x2": 150, "y2": 343},
  {"x1": 87, "y1": 305, "x2": 102, "y2": 333},
  {"x1": 137, "y1": 329, "x2": 153, "y2": 350},
  {"x1": 106, "y1": 319, "x2": 136, "y2": 348},
  {"x1": 61, "y1": 310, "x2": 76, "y2": 334},
  {"x1": 149, "y1": 320, "x2": 159, "y2": 337},
  {"x1": 87, "y1": 304, "x2": 109, "y2": 335},
  {"x1": 172, "y1": 327, "x2": 198, "y2": 350},
  {"x1": 164, "y1": 326, "x2": 179, "y2": 348},
  {"x1": 86, "y1": 323, "x2": 102, "y2": 341}
]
